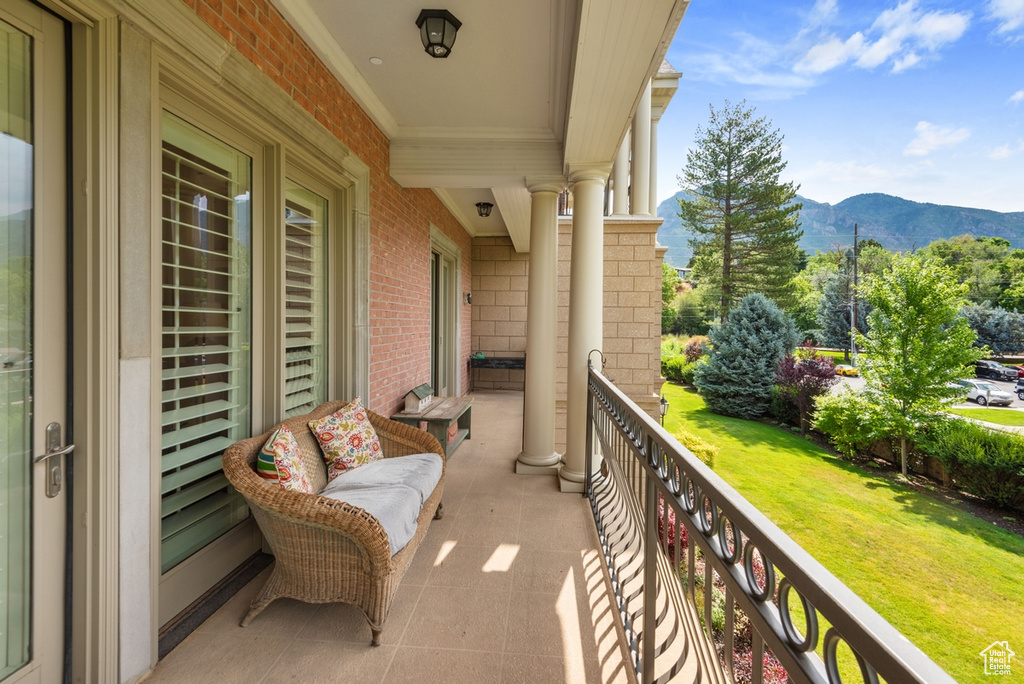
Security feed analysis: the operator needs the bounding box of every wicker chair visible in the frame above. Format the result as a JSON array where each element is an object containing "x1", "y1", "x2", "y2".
[{"x1": 222, "y1": 399, "x2": 445, "y2": 646}]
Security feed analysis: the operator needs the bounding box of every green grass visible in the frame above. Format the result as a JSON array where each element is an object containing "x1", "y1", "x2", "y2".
[
  {"x1": 947, "y1": 407, "x2": 1024, "y2": 427},
  {"x1": 661, "y1": 382, "x2": 1024, "y2": 683}
]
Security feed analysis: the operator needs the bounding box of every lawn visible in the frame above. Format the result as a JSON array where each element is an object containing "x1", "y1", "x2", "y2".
[
  {"x1": 947, "y1": 406, "x2": 1024, "y2": 427},
  {"x1": 661, "y1": 382, "x2": 1024, "y2": 683}
]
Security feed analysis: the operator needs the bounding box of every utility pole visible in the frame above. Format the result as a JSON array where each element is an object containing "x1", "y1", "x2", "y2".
[{"x1": 850, "y1": 222, "x2": 859, "y2": 364}]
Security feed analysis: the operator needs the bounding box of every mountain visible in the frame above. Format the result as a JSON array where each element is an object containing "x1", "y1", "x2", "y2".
[{"x1": 656, "y1": 192, "x2": 1024, "y2": 268}]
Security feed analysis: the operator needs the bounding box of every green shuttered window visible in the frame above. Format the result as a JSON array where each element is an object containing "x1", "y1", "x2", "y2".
[
  {"x1": 283, "y1": 182, "x2": 328, "y2": 417},
  {"x1": 159, "y1": 113, "x2": 252, "y2": 573}
]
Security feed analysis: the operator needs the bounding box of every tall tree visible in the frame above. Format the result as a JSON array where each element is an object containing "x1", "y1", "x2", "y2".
[
  {"x1": 677, "y1": 101, "x2": 802, "y2": 320},
  {"x1": 693, "y1": 293, "x2": 799, "y2": 419},
  {"x1": 856, "y1": 255, "x2": 983, "y2": 476},
  {"x1": 816, "y1": 271, "x2": 870, "y2": 360}
]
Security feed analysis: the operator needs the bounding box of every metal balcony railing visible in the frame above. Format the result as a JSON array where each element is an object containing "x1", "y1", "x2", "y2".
[{"x1": 584, "y1": 364, "x2": 955, "y2": 683}]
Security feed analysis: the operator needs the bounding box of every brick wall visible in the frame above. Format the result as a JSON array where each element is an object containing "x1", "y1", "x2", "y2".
[
  {"x1": 470, "y1": 238, "x2": 529, "y2": 390},
  {"x1": 182, "y1": 0, "x2": 472, "y2": 417},
  {"x1": 470, "y1": 218, "x2": 664, "y2": 451}
]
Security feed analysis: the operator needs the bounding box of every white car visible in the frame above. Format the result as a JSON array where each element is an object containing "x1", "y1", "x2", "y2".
[{"x1": 952, "y1": 379, "x2": 1014, "y2": 407}]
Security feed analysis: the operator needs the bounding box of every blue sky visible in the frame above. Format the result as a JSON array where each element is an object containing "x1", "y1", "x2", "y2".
[{"x1": 658, "y1": 0, "x2": 1024, "y2": 213}]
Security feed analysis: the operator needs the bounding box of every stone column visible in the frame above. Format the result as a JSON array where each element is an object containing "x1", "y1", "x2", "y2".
[
  {"x1": 559, "y1": 169, "x2": 608, "y2": 492},
  {"x1": 612, "y1": 131, "x2": 631, "y2": 216},
  {"x1": 517, "y1": 181, "x2": 563, "y2": 474},
  {"x1": 630, "y1": 79, "x2": 652, "y2": 216}
]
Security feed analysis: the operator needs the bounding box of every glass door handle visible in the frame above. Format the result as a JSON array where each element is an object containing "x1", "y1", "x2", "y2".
[
  {"x1": 33, "y1": 422, "x2": 74, "y2": 497},
  {"x1": 33, "y1": 443, "x2": 75, "y2": 463}
]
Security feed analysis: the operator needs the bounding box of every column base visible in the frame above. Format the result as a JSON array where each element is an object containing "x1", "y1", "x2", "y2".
[
  {"x1": 558, "y1": 464, "x2": 587, "y2": 493},
  {"x1": 516, "y1": 451, "x2": 561, "y2": 475}
]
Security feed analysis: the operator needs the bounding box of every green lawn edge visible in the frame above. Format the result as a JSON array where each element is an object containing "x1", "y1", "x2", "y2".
[{"x1": 660, "y1": 382, "x2": 1024, "y2": 683}]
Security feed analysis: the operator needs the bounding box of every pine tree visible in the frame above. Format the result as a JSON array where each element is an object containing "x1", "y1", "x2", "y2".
[
  {"x1": 693, "y1": 293, "x2": 799, "y2": 419},
  {"x1": 678, "y1": 101, "x2": 802, "y2": 321}
]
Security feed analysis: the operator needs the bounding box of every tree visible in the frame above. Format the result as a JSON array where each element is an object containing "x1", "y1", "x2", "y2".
[
  {"x1": 855, "y1": 255, "x2": 984, "y2": 476},
  {"x1": 918, "y1": 234, "x2": 1009, "y2": 305},
  {"x1": 674, "y1": 287, "x2": 711, "y2": 336},
  {"x1": 677, "y1": 101, "x2": 802, "y2": 321},
  {"x1": 816, "y1": 271, "x2": 869, "y2": 360},
  {"x1": 661, "y1": 262, "x2": 682, "y2": 333},
  {"x1": 693, "y1": 293, "x2": 799, "y2": 419},
  {"x1": 775, "y1": 344, "x2": 839, "y2": 435},
  {"x1": 961, "y1": 304, "x2": 1024, "y2": 354}
]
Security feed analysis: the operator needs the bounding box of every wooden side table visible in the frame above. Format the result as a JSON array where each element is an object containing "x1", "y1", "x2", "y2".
[{"x1": 390, "y1": 396, "x2": 472, "y2": 459}]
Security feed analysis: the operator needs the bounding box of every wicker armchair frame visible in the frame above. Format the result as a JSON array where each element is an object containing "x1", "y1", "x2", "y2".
[{"x1": 222, "y1": 400, "x2": 445, "y2": 646}]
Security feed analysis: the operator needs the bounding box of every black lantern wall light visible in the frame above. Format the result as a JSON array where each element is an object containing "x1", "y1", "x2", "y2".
[{"x1": 416, "y1": 9, "x2": 462, "y2": 58}]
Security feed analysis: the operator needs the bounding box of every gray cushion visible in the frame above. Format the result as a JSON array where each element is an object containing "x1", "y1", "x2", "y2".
[{"x1": 318, "y1": 453, "x2": 443, "y2": 555}]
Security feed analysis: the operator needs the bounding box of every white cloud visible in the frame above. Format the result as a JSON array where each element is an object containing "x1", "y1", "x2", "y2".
[
  {"x1": 988, "y1": 0, "x2": 1024, "y2": 35},
  {"x1": 796, "y1": 0, "x2": 971, "y2": 74},
  {"x1": 808, "y1": 0, "x2": 840, "y2": 27},
  {"x1": 1009, "y1": 89, "x2": 1024, "y2": 103},
  {"x1": 989, "y1": 145, "x2": 1012, "y2": 159},
  {"x1": 796, "y1": 33, "x2": 867, "y2": 73},
  {"x1": 903, "y1": 121, "x2": 971, "y2": 156}
]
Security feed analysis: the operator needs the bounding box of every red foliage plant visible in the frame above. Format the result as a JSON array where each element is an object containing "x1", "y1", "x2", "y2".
[{"x1": 775, "y1": 343, "x2": 838, "y2": 434}]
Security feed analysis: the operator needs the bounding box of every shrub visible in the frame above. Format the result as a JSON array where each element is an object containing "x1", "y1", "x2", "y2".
[
  {"x1": 916, "y1": 418, "x2": 1024, "y2": 511},
  {"x1": 674, "y1": 427, "x2": 717, "y2": 468},
  {"x1": 679, "y1": 359, "x2": 700, "y2": 386},
  {"x1": 812, "y1": 388, "x2": 881, "y2": 458},
  {"x1": 683, "y1": 335, "x2": 709, "y2": 363},
  {"x1": 662, "y1": 355, "x2": 691, "y2": 383}
]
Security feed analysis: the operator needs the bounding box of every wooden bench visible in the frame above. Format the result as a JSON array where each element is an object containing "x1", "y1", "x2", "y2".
[{"x1": 390, "y1": 396, "x2": 472, "y2": 459}]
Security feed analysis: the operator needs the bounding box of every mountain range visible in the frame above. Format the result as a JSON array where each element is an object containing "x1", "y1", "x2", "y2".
[{"x1": 656, "y1": 192, "x2": 1024, "y2": 268}]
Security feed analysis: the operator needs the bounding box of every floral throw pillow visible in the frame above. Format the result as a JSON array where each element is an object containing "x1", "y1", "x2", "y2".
[
  {"x1": 256, "y1": 425, "x2": 313, "y2": 494},
  {"x1": 308, "y1": 398, "x2": 383, "y2": 480}
]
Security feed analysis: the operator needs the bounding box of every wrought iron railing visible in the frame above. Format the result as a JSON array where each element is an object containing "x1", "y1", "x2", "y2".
[{"x1": 584, "y1": 364, "x2": 954, "y2": 683}]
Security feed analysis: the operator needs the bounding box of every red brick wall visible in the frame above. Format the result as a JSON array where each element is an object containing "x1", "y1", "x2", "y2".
[{"x1": 181, "y1": 0, "x2": 473, "y2": 416}]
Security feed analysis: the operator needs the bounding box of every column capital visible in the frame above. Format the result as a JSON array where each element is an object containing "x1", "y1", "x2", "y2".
[
  {"x1": 567, "y1": 166, "x2": 610, "y2": 185},
  {"x1": 526, "y1": 177, "x2": 566, "y2": 195}
]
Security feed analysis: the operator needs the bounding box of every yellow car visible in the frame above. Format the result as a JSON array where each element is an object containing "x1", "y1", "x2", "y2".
[{"x1": 835, "y1": 364, "x2": 860, "y2": 377}]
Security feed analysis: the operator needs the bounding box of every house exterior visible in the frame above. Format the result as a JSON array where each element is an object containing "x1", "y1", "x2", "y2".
[{"x1": 0, "y1": 0, "x2": 688, "y2": 681}]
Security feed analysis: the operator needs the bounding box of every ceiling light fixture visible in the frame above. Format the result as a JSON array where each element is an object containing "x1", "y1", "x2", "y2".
[
  {"x1": 416, "y1": 9, "x2": 461, "y2": 58},
  {"x1": 475, "y1": 202, "x2": 493, "y2": 217}
]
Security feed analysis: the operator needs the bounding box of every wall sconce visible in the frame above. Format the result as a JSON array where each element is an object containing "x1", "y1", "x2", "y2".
[
  {"x1": 475, "y1": 202, "x2": 493, "y2": 217},
  {"x1": 464, "y1": 292, "x2": 472, "y2": 305},
  {"x1": 416, "y1": 9, "x2": 462, "y2": 58}
]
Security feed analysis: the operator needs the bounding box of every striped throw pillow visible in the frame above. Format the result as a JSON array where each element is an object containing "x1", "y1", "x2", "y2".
[{"x1": 256, "y1": 425, "x2": 313, "y2": 493}]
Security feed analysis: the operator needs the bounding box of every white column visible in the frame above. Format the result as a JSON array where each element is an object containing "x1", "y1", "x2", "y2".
[
  {"x1": 630, "y1": 79, "x2": 652, "y2": 216},
  {"x1": 517, "y1": 182, "x2": 563, "y2": 473},
  {"x1": 559, "y1": 169, "x2": 608, "y2": 492},
  {"x1": 612, "y1": 131, "x2": 631, "y2": 216},
  {"x1": 649, "y1": 111, "x2": 660, "y2": 218}
]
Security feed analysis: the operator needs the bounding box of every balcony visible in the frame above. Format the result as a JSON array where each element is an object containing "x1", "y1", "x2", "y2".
[{"x1": 147, "y1": 379, "x2": 951, "y2": 683}]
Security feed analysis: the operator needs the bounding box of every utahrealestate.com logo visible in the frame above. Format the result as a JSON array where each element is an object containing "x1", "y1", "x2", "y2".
[{"x1": 981, "y1": 641, "x2": 1015, "y2": 676}]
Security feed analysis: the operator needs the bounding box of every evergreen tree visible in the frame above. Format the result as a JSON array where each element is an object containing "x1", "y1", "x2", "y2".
[
  {"x1": 961, "y1": 304, "x2": 1024, "y2": 354},
  {"x1": 677, "y1": 101, "x2": 802, "y2": 320},
  {"x1": 693, "y1": 293, "x2": 799, "y2": 419},
  {"x1": 816, "y1": 271, "x2": 869, "y2": 360}
]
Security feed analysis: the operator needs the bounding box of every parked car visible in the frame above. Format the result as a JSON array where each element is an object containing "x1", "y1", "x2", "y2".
[
  {"x1": 954, "y1": 379, "x2": 1014, "y2": 406},
  {"x1": 1008, "y1": 364, "x2": 1024, "y2": 379},
  {"x1": 834, "y1": 364, "x2": 859, "y2": 377},
  {"x1": 975, "y1": 359, "x2": 1017, "y2": 382},
  {"x1": 1016, "y1": 378, "x2": 1024, "y2": 401}
]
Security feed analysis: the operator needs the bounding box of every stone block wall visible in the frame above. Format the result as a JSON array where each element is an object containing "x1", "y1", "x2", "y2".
[
  {"x1": 470, "y1": 238, "x2": 530, "y2": 390},
  {"x1": 471, "y1": 216, "x2": 665, "y2": 451}
]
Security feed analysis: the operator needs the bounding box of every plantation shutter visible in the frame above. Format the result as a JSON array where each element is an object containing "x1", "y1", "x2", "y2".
[
  {"x1": 159, "y1": 113, "x2": 253, "y2": 573},
  {"x1": 283, "y1": 182, "x2": 328, "y2": 417}
]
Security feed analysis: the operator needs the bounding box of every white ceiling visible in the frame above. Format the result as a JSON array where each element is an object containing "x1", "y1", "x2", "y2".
[{"x1": 272, "y1": 0, "x2": 688, "y2": 251}]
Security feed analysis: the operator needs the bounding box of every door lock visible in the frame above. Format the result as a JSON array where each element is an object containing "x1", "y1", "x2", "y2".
[{"x1": 33, "y1": 422, "x2": 75, "y2": 498}]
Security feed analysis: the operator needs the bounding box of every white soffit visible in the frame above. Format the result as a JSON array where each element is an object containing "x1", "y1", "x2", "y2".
[
  {"x1": 563, "y1": 0, "x2": 689, "y2": 167},
  {"x1": 491, "y1": 186, "x2": 534, "y2": 253}
]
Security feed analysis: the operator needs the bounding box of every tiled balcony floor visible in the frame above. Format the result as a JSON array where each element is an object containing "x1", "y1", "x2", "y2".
[{"x1": 145, "y1": 391, "x2": 634, "y2": 684}]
